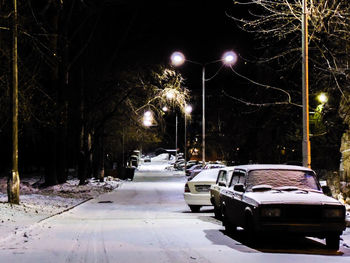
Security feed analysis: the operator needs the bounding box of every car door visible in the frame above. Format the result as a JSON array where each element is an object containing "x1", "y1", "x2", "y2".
[
  {"x1": 223, "y1": 170, "x2": 242, "y2": 222},
  {"x1": 211, "y1": 170, "x2": 227, "y2": 207},
  {"x1": 231, "y1": 169, "x2": 247, "y2": 226}
]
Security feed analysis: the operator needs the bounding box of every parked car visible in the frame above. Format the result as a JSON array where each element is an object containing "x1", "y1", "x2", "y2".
[
  {"x1": 220, "y1": 164, "x2": 346, "y2": 250},
  {"x1": 188, "y1": 163, "x2": 226, "y2": 181},
  {"x1": 210, "y1": 166, "x2": 235, "y2": 218},
  {"x1": 184, "y1": 168, "x2": 221, "y2": 212},
  {"x1": 185, "y1": 164, "x2": 202, "y2": 177}
]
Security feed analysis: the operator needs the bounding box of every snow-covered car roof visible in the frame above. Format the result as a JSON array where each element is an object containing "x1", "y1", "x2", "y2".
[
  {"x1": 218, "y1": 166, "x2": 235, "y2": 172},
  {"x1": 235, "y1": 164, "x2": 314, "y2": 172},
  {"x1": 191, "y1": 168, "x2": 221, "y2": 182}
]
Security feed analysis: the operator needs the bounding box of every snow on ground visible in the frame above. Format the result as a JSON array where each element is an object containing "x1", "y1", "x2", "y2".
[
  {"x1": 0, "y1": 175, "x2": 121, "y2": 240},
  {"x1": 139, "y1": 154, "x2": 175, "y2": 172},
  {"x1": 138, "y1": 162, "x2": 174, "y2": 172}
]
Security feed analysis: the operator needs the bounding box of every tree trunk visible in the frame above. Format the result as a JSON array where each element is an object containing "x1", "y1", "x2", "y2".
[{"x1": 8, "y1": 0, "x2": 20, "y2": 204}]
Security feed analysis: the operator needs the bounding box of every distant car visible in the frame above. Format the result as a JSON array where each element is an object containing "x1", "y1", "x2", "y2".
[
  {"x1": 184, "y1": 168, "x2": 221, "y2": 212},
  {"x1": 143, "y1": 156, "x2": 151, "y2": 162},
  {"x1": 210, "y1": 166, "x2": 235, "y2": 218},
  {"x1": 220, "y1": 164, "x2": 346, "y2": 250},
  {"x1": 129, "y1": 155, "x2": 139, "y2": 167},
  {"x1": 185, "y1": 164, "x2": 202, "y2": 177},
  {"x1": 188, "y1": 163, "x2": 226, "y2": 181}
]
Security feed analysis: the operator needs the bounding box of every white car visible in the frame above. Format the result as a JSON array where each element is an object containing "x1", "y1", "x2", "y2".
[{"x1": 183, "y1": 168, "x2": 221, "y2": 212}]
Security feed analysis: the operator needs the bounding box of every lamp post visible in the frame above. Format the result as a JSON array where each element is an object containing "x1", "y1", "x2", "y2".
[
  {"x1": 302, "y1": 0, "x2": 311, "y2": 168},
  {"x1": 184, "y1": 104, "x2": 192, "y2": 171},
  {"x1": 170, "y1": 51, "x2": 237, "y2": 166}
]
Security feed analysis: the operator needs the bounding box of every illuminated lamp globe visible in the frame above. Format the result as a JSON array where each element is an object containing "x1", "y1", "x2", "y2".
[
  {"x1": 317, "y1": 93, "x2": 328, "y2": 104},
  {"x1": 222, "y1": 51, "x2": 237, "y2": 66},
  {"x1": 185, "y1": 105, "x2": 193, "y2": 114},
  {"x1": 170, "y1": 51, "x2": 185, "y2": 66}
]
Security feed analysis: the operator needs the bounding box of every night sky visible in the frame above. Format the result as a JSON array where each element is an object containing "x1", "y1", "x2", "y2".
[{"x1": 90, "y1": 0, "x2": 252, "y2": 87}]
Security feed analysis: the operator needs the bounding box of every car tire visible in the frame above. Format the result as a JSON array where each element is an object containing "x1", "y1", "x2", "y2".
[
  {"x1": 222, "y1": 207, "x2": 235, "y2": 233},
  {"x1": 326, "y1": 234, "x2": 340, "y2": 250},
  {"x1": 245, "y1": 214, "x2": 256, "y2": 242},
  {"x1": 214, "y1": 206, "x2": 222, "y2": 219},
  {"x1": 189, "y1": 205, "x2": 201, "y2": 212}
]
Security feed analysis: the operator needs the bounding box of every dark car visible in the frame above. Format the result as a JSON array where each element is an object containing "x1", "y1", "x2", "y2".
[
  {"x1": 210, "y1": 166, "x2": 235, "y2": 218},
  {"x1": 220, "y1": 164, "x2": 346, "y2": 250}
]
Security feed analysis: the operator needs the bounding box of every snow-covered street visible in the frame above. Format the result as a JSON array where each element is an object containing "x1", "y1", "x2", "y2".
[{"x1": 0, "y1": 162, "x2": 350, "y2": 262}]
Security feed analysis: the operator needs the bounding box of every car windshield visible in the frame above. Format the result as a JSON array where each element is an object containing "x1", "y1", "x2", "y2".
[{"x1": 246, "y1": 169, "x2": 320, "y2": 192}]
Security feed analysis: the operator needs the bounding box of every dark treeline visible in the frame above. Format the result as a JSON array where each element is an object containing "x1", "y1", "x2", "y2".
[{"x1": 0, "y1": 1, "x2": 187, "y2": 186}]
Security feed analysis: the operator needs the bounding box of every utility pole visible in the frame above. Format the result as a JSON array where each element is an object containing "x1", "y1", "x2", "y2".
[
  {"x1": 202, "y1": 65, "x2": 206, "y2": 166},
  {"x1": 175, "y1": 114, "x2": 178, "y2": 161},
  {"x1": 302, "y1": 0, "x2": 311, "y2": 168},
  {"x1": 8, "y1": 0, "x2": 20, "y2": 204}
]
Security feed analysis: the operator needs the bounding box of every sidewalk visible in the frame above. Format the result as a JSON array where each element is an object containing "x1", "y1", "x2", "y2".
[{"x1": 0, "y1": 176, "x2": 121, "y2": 241}]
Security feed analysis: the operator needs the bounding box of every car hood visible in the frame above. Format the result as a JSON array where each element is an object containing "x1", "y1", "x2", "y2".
[{"x1": 244, "y1": 190, "x2": 342, "y2": 206}]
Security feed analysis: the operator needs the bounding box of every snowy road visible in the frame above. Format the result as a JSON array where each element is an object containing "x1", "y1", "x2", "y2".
[{"x1": 1, "y1": 168, "x2": 350, "y2": 263}]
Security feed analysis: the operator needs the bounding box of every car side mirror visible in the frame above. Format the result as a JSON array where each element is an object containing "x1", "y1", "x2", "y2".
[
  {"x1": 218, "y1": 181, "x2": 226, "y2": 187},
  {"x1": 234, "y1": 184, "x2": 245, "y2": 192},
  {"x1": 322, "y1": 185, "x2": 332, "y2": 196}
]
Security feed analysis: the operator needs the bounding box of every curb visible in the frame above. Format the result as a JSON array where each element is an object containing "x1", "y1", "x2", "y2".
[
  {"x1": 37, "y1": 197, "x2": 93, "y2": 223},
  {"x1": 0, "y1": 197, "x2": 93, "y2": 245}
]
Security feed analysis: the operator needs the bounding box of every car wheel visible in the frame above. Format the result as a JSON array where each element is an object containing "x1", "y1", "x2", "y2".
[
  {"x1": 222, "y1": 207, "x2": 235, "y2": 233},
  {"x1": 245, "y1": 214, "x2": 256, "y2": 242},
  {"x1": 326, "y1": 234, "x2": 340, "y2": 250},
  {"x1": 189, "y1": 205, "x2": 201, "y2": 212},
  {"x1": 214, "y1": 205, "x2": 222, "y2": 219}
]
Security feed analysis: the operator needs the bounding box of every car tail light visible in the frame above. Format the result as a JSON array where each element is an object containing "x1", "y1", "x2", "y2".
[{"x1": 184, "y1": 183, "x2": 190, "y2": 193}]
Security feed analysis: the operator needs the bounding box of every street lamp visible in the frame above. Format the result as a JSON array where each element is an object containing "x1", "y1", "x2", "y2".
[
  {"x1": 170, "y1": 50, "x2": 237, "y2": 165},
  {"x1": 317, "y1": 93, "x2": 328, "y2": 104},
  {"x1": 143, "y1": 110, "x2": 153, "y2": 127},
  {"x1": 184, "y1": 104, "x2": 192, "y2": 171}
]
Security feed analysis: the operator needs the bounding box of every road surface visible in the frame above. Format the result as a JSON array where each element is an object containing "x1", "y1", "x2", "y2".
[{"x1": 0, "y1": 168, "x2": 350, "y2": 262}]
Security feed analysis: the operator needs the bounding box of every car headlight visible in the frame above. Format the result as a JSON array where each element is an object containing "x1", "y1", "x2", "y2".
[
  {"x1": 322, "y1": 208, "x2": 344, "y2": 218},
  {"x1": 261, "y1": 208, "x2": 281, "y2": 217}
]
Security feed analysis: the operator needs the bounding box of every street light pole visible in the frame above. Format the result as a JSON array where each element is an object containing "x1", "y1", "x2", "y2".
[
  {"x1": 302, "y1": 0, "x2": 311, "y2": 168},
  {"x1": 170, "y1": 51, "x2": 237, "y2": 167},
  {"x1": 175, "y1": 114, "x2": 178, "y2": 161},
  {"x1": 202, "y1": 65, "x2": 206, "y2": 166},
  {"x1": 184, "y1": 104, "x2": 192, "y2": 172}
]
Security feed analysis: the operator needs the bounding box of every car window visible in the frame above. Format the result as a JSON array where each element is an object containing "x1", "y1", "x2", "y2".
[
  {"x1": 245, "y1": 169, "x2": 320, "y2": 192},
  {"x1": 227, "y1": 170, "x2": 234, "y2": 184},
  {"x1": 230, "y1": 171, "x2": 241, "y2": 186},
  {"x1": 218, "y1": 171, "x2": 227, "y2": 184},
  {"x1": 216, "y1": 171, "x2": 224, "y2": 184},
  {"x1": 238, "y1": 172, "x2": 246, "y2": 185}
]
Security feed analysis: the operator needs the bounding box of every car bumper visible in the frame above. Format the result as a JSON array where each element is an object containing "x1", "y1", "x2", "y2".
[
  {"x1": 184, "y1": 193, "x2": 212, "y2": 206},
  {"x1": 256, "y1": 222, "x2": 346, "y2": 236}
]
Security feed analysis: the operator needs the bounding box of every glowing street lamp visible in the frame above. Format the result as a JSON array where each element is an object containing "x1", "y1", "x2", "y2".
[
  {"x1": 185, "y1": 105, "x2": 193, "y2": 114},
  {"x1": 143, "y1": 110, "x2": 153, "y2": 127},
  {"x1": 317, "y1": 93, "x2": 328, "y2": 104},
  {"x1": 166, "y1": 90, "x2": 175, "y2": 100},
  {"x1": 222, "y1": 51, "x2": 238, "y2": 65},
  {"x1": 170, "y1": 50, "x2": 237, "y2": 165},
  {"x1": 170, "y1": 51, "x2": 185, "y2": 66}
]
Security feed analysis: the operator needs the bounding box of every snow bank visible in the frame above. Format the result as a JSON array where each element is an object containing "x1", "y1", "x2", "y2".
[
  {"x1": 0, "y1": 175, "x2": 121, "y2": 241},
  {"x1": 138, "y1": 163, "x2": 173, "y2": 171},
  {"x1": 151, "y1": 153, "x2": 171, "y2": 162}
]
